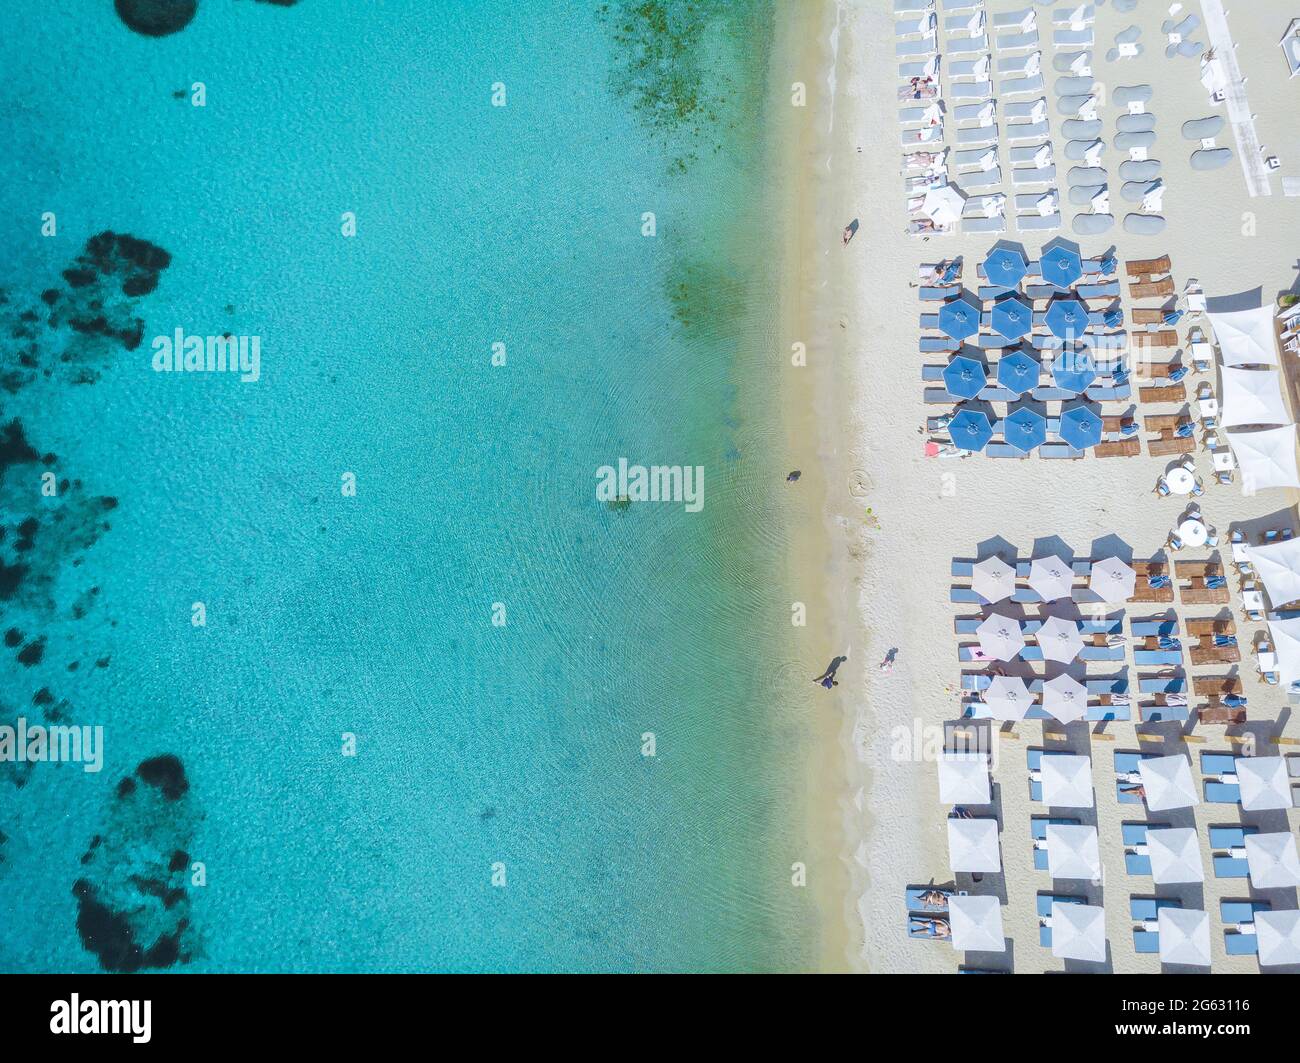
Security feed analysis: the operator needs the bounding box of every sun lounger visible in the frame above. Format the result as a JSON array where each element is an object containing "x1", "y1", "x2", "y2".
[
  {"x1": 1210, "y1": 826, "x2": 1258, "y2": 878},
  {"x1": 908, "y1": 917, "x2": 952, "y2": 939},
  {"x1": 1138, "y1": 384, "x2": 1185, "y2": 404},
  {"x1": 1126, "y1": 256, "x2": 1170, "y2": 278},
  {"x1": 1054, "y1": 28, "x2": 1093, "y2": 47},
  {"x1": 998, "y1": 52, "x2": 1042, "y2": 76},
  {"x1": 1016, "y1": 213, "x2": 1061, "y2": 232},
  {"x1": 1095, "y1": 438, "x2": 1140, "y2": 457},
  {"x1": 1037, "y1": 892, "x2": 1085, "y2": 947},
  {"x1": 1054, "y1": 5, "x2": 1094, "y2": 24},
  {"x1": 1122, "y1": 822, "x2": 1157, "y2": 875},
  {"x1": 1076, "y1": 281, "x2": 1119, "y2": 300},
  {"x1": 1007, "y1": 120, "x2": 1050, "y2": 142},
  {"x1": 920, "y1": 336, "x2": 960, "y2": 353},
  {"x1": 1012, "y1": 165, "x2": 1056, "y2": 186},
  {"x1": 953, "y1": 147, "x2": 999, "y2": 170},
  {"x1": 1031, "y1": 816, "x2": 1080, "y2": 870},
  {"x1": 957, "y1": 169, "x2": 1003, "y2": 191},
  {"x1": 1201, "y1": 751, "x2": 1241, "y2": 803},
  {"x1": 998, "y1": 31, "x2": 1040, "y2": 52},
  {"x1": 1003, "y1": 98, "x2": 1046, "y2": 121},
  {"x1": 898, "y1": 105, "x2": 943, "y2": 124},
  {"x1": 901, "y1": 125, "x2": 943, "y2": 146},
  {"x1": 896, "y1": 14, "x2": 937, "y2": 37},
  {"x1": 899, "y1": 58, "x2": 942, "y2": 78},
  {"x1": 905, "y1": 886, "x2": 963, "y2": 912},
  {"x1": 893, "y1": 0, "x2": 932, "y2": 12},
  {"x1": 950, "y1": 82, "x2": 993, "y2": 101},
  {"x1": 1130, "y1": 278, "x2": 1176, "y2": 300},
  {"x1": 896, "y1": 38, "x2": 938, "y2": 57},
  {"x1": 991, "y1": 8, "x2": 1033, "y2": 28},
  {"x1": 953, "y1": 101, "x2": 996, "y2": 122},
  {"x1": 1135, "y1": 649, "x2": 1183, "y2": 667},
  {"x1": 955, "y1": 123, "x2": 997, "y2": 144},
  {"x1": 1000, "y1": 74, "x2": 1045, "y2": 95},
  {"x1": 918, "y1": 286, "x2": 958, "y2": 302},
  {"x1": 948, "y1": 34, "x2": 989, "y2": 56}
]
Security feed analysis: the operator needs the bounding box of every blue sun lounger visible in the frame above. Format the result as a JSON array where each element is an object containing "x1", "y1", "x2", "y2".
[
  {"x1": 1138, "y1": 677, "x2": 1185, "y2": 695},
  {"x1": 1130, "y1": 620, "x2": 1179, "y2": 638},
  {"x1": 1202, "y1": 752, "x2": 1241, "y2": 803},
  {"x1": 908, "y1": 916, "x2": 952, "y2": 939},
  {"x1": 1141, "y1": 704, "x2": 1189, "y2": 724},
  {"x1": 1122, "y1": 822, "x2": 1162, "y2": 875},
  {"x1": 1222, "y1": 900, "x2": 1269, "y2": 955},
  {"x1": 1210, "y1": 826, "x2": 1258, "y2": 878},
  {"x1": 905, "y1": 886, "x2": 965, "y2": 912},
  {"x1": 1114, "y1": 752, "x2": 1149, "y2": 804},
  {"x1": 919, "y1": 286, "x2": 959, "y2": 302},
  {"x1": 1038, "y1": 892, "x2": 1085, "y2": 947},
  {"x1": 1032, "y1": 816, "x2": 1080, "y2": 870},
  {"x1": 1135, "y1": 650, "x2": 1183, "y2": 667}
]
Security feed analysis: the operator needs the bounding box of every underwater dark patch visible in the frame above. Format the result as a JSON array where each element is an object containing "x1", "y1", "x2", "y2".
[
  {"x1": 114, "y1": 0, "x2": 198, "y2": 38},
  {"x1": 136, "y1": 754, "x2": 188, "y2": 801}
]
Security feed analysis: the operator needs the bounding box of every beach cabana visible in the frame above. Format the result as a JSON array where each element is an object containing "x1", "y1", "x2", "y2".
[
  {"x1": 937, "y1": 291, "x2": 982, "y2": 341},
  {"x1": 1267, "y1": 617, "x2": 1300, "y2": 687},
  {"x1": 1051, "y1": 902, "x2": 1106, "y2": 962},
  {"x1": 1037, "y1": 616, "x2": 1083, "y2": 664},
  {"x1": 1220, "y1": 367, "x2": 1291, "y2": 428},
  {"x1": 1247, "y1": 539, "x2": 1300, "y2": 606},
  {"x1": 1040, "y1": 753, "x2": 1094, "y2": 809},
  {"x1": 921, "y1": 184, "x2": 967, "y2": 230},
  {"x1": 937, "y1": 752, "x2": 992, "y2": 805},
  {"x1": 1042, "y1": 674, "x2": 1088, "y2": 724},
  {"x1": 1244, "y1": 833, "x2": 1300, "y2": 889},
  {"x1": 972, "y1": 555, "x2": 1016, "y2": 604},
  {"x1": 948, "y1": 409, "x2": 995, "y2": 452},
  {"x1": 1226, "y1": 425, "x2": 1300, "y2": 491},
  {"x1": 1040, "y1": 243, "x2": 1083, "y2": 289},
  {"x1": 983, "y1": 247, "x2": 1028, "y2": 290},
  {"x1": 1028, "y1": 555, "x2": 1074, "y2": 602},
  {"x1": 948, "y1": 894, "x2": 1006, "y2": 952},
  {"x1": 947, "y1": 817, "x2": 1001, "y2": 873},
  {"x1": 1238, "y1": 756, "x2": 1292, "y2": 811},
  {"x1": 1158, "y1": 908, "x2": 1211, "y2": 967},
  {"x1": 1089, "y1": 556, "x2": 1136, "y2": 602},
  {"x1": 990, "y1": 294, "x2": 1033, "y2": 341},
  {"x1": 1045, "y1": 297, "x2": 1090, "y2": 340},
  {"x1": 943, "y1": 355, "x2": 987, "y2": 400},
  {"x1": 976, "y1": 612, "x2": 1025, "y2": 661},
  {"x1": 1004, "y1": 404, "x2": 1047, "y2": 453},
  {"x1": 1147, "y1": 828, "x2": 1205, "y2": 885},
  {"x1": 1256, "y1": 910, "x2": 1300, "y2": 967},
  {"x1": 1058, "y1": 403, "x2": 1103, "y2": 450},
  {"x1": 983, "y1": 675, "x2": 1032, "y2": 721},
  {"x1": 1137, "y1": 754, "x2": 1199, "y2": 812},
  {"x1": 996, "y1": 349, "x2": 1039, "y2": 395},
  {"x1": 1045, "y1": 823, "x2": 1100, "y2": 881},
  {"x1": 1050, "y1": 348, "x2": 1098, "y2": 394},
  {"x1": 1208, "y1": 302, "x2": 1278, "y2": 366}
]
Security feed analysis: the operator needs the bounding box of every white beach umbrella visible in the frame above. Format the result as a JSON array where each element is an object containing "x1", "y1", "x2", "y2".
[
  {"x1": 1029, "y1": 555, "x2": 1075, "y2": 602},
  {"x1": 1037, "y1": 616, "x2": 1084, "y2": 664},
  {"x1": 1238, "y1": 756, "x2": 1292, "y2": 811},
  {"x1": 976, "y1": 613, "x2": 1025, "y2": 661},
  {"x1": 1090, "y1": 556, "x2": 1136, "y2": 601},
  {"x1": 1040, "y1": 753, "x2": 1094, "y2": 809},
  {"x1": 937, "y1": 752, "x2": 991, "y2": 805},
  {"x1": 947, "y1": 817, "x2": 1001, "y2": 873},
  {"x1": 982, "y1": 675, "x2": 1033, "y2": 720},
  {"x1": 1137, "y1": 754, "x2": 1199, "y2": 812},
  {"x1": 948, "y1": 894, "x2": 1005, "y2": 952},
  {"x1": 1244, "y1": 833, "x2": 1300, "y2": 888},
  {"x1": 1268, "y1": 617, "x2": 1300, "y2": 687},
  {"x1": 1158, "y1": 908, "x2": 1211, "y2": 967},
  {"x1": 1042, "y1": 673, "x2": 1088, "y2": 724},
  {"x1": 1045, "y1": 823, "x2": 1100, "y2": 881},
  {"x1": 972, "y1": 556, "x2": 1016, "y2": 604},
  {"x1": 1249, "y1": 539, "x2": 1300, "y2": 606},
  {"x1": 1220, "y1": 367, "x2": 1292, "y2": 428},
  {"x1": 1051, "y1": 902, "x2": 1106, "y2": 962},
  {"x1": 1208, "y1": 303, "x2": 1279, "y2": 367},
  {"x1": 921, "y1": 184, "x2": 967, "y2": 228},
  {"x1": 1147, "y1": 828, "x2": 1205, "y2": 884},
  {"x1": 1256, "y1": 910, "x2": 1300, "y2": 967},
  {"x1": 1227, "y1": 426, "x2": 1300, "y2": 492}
]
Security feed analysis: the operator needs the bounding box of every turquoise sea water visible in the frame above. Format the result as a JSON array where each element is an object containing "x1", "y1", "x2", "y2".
[{"x1": 0, "y1": 0, "x2": 819, "y2": 971}]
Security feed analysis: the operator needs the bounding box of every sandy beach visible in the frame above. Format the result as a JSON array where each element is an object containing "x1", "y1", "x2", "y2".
[{"x1": 810, "y1": 0, "x2": 1300, "y2": 972}]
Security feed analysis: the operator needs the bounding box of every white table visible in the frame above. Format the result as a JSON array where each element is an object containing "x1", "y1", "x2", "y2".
[
  {"x1": 1260, "y1": 652, "x2": 1279, "y2": 673},
  {"x1": 1213, "y1": 450, "x2": 1236, "y2": 472},
  {"x1": 1178, "y1": 518, "x2": 1209, "y2": 547},
  {"x1": 1232, "y1": 543, "x2": 1250, "y2": 563},
  {"x1": 1166, "y1": 467, "x2": 1197, "y2": 494},
  {"x1": 1242, "y1": 590, "x2": 1264, "y2": 613},
  {"x1": 1198, "y1": 396, "x2": 1219, "y2": 419}
]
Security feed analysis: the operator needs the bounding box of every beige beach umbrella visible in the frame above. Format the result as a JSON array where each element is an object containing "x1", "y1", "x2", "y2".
[
  {"x1": 1158, "y1": 908, "x2": 1211, "y2": 967},
  {"x1": 948, "y1": 895, "x2": 1005, "y2": 953},
  {"x1": 1256, "y1": 910, "x2": 1300, "y2": 966},
  {"x1": 1051, "y1": 902, "x2": 1106, "y2": 962},
  {"x1": 1137, "y1": 754, "x2": 1199, "y2": 812},
  {"x1": 1147, "y1": 828, "x2": 1205, "y2": 884},
  {"x1": 983, "y1": 675, "x2": 1032, "y2": 720},
  {"x1": 972, "y1": 556, "x2": 1016, "y2": 604},
  {"x1": 976, "y1": 612, "x2": 1025, "y2": 661},
  {"x1": 947, "y1": 817, "x2": 1002, "y2": 873},
  {"x1": 1037, "y1": 615, "x2": 1084, "y2": 664},
  {"x1": 1029, "y1": 555, "x2": 1075, "y2": 601},
  {"x1": 1238, "y1": 756, "x2": 1291, "y2": 811},
  {"x1": 1045, "y1": 823, "x2": 1100, "y2": 881},
  {"x1": 1041, "y1": 673, "x2": 1088, "y2": 723},
  {"x1": 1090, "y1": 556, "x2": 1136, "y2": 601},
  {"x1": 1040, "y1": 753, "x2": 1094, "y2": 809},
  {"x1": 937, "y1": 752, "x2": 991, "y2": 805},
  {"x1": 1244, "y1": 832, "x2": 1300, "y2": 888}
]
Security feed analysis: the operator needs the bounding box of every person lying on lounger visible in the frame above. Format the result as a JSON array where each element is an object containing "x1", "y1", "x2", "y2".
[
  {"x1": 918, "y1": 888, "x2": 950, "y2": 909},
  {"x1": 1119, "y1": 782, "x2": 1146, "y2": 800},
  {"x1": 910, "y1": 917, "x2": 951, "y2": 938}
]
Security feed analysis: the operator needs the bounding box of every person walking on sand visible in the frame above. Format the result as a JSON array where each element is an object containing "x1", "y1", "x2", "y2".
[
  {"x1": 842, "y1": 219, "x2": 859, "y2": 246},
  {"x1": 879, "y1": 648, "x2": 898, "y2": 674},
  {"x1": 813, "y1": 655, "x2": 847, "y2": 689}
]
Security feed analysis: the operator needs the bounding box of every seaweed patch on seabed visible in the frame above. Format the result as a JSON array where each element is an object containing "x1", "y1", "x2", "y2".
[{"x1": 74, "y1": 754, "x2": 200, "y2": 972}]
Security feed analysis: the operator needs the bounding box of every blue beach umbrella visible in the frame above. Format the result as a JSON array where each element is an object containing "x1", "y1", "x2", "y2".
[
  {"x1": 1040, "y1": 243, "x2": 1084, "y2": 289},
  {"x1": 1051, "y1": 348, "x2": 1098, "y2": 394},
  {"x1": 943, "y1": 355, "x2": 987, "y2": 400},
  {"x1": 990, "y1": 294, "x2": 1033, "y2": 340},
  {"x1": 937, "y1": 291, "x2": 983, "y2": 341},
  {"x1": 1059, "y1": 403, "x2": 1104, "y2": 450},
  {"x1": 1045, "y1": 297, "x2": 1090, "y2": 340},
  {"x1": 996, "y1": 349, "x2": 1040, "y2": 395},
  {"x1": 948, "y1": 409, "x2": 994, "y2": 451},
  {"x1": 1004, "y1": 405, "x2": 1048, "y2": 452},
  {"x1": 983, "y1": 246, "x2": 1028, "y2": 290}
]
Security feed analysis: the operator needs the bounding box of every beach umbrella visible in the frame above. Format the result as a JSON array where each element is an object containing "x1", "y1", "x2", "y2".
[
  {"x1": 1059, "y1": 402, "x2": 1103, "y2": 450},
  {"x1": 947, "y1": 408, "x2": 994, "y2": 452},
  {"x1": 1238, "y1": 756, "x2": 1291, "y2": 811},
  {"x1": 1137, "y1": 754, "x2": 1199, "y2": 812},
  {"x1": 1045, "y1": 297, "x2": 1091, "y2": 340},
  {"x1": 1028, "y1": 555, "x2": 1074, "y2": 601},
  {"x1": 1244, "y1": 832, "x2": 1300, "y2": 888},
  {"x1": 983, "y1": 246, "x2": 1028, "y2": 290},
  {"x1": 990, "y1": 294, "x2": 1033, "y2": 340},
  {"x1": 1037, "y1": 616, "x2": 1084, "y2": 663},
  {"x1": 976, "y1": 612, "x2": 1025, "y2": 661},
  {"x1": 1042, "y1": 673, "x2": 1088, "y2": 723},
  {"x1": 1256, "y1": 910, "x2": 1300, "y2": 966},
  {"x1": 921, "y1": 184, "x2": 967, "y2": 229},
  {"x1": 1004, "y1": 404, "x2": 1048, "y2": 452},
  {"x1": 1050, "y1": 347, "x2": 1098, "y2": 394},
  {"x1": 972, "y1": 555, "x2": 1016, "y2": 604},
  {"x1": 1040, "y1": 753, "x2": 1094, "y2": 808},
  {"x1": 983, "y1": 675, "x2": 1032, "y2": 720},
  {"x1": 996, "y1": 349, "x2": 1039, "y2": 395},
  {"x1": 947, "y1": 817, "x2": 1001, "y2": 873},
  {"x1": 1246, "y1": 538, "x2": 1300, "y2": 606},
  {"x1": 1040, "y1": 242, "x2": 1084, "y2": 289},
  {"x1": 1045, "y1": 823, "x2": 1100, "y2": 880},
  {"x1": 948, "y1": 894, "x2": 1005, "y2": 952},
  {"x1": 937, "y1": 290, "x2": 982, "y2": 341},
  {"x1": 1147, "y1": 828, "x2": 1205, "y2": 884},
  {"x1": 1051, "y1": 902, "x2": 1106, "y2": 962},
  {"x1": 943, "y1": 355, "x2": 987, "y2": 400},
  {"x1": 1090, "y1": 556, "x2": 1136, "y2": 602},
  {"x1": 1268, "y1": 617, "x2": 1300, "y2": 687},
  {"x1": 1158, "y1": 908, "x2": 1211, "y2": 967},
  {"x1": 937, "y1": 752, "x2": 991, "y2": 805}
]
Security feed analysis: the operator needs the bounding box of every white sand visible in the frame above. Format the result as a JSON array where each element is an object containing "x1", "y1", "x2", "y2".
[{"x1": 821, "y1": 0, "x2": 1300, "y2": 973}]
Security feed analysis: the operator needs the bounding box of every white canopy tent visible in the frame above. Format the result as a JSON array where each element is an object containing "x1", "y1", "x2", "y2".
[
  {"x1": 948, "y1": 817, "x2": 1002, "y2": 873},
  {"x1": 948, "y1": 895, "x2": 1005, "y2": 952},
  {"x1": 1209, "y1": 303, "x2": 1279, "y2": 366},
  {"x1": 1045, "y1": 823, "x2": 1100, "y2": 880},
  {"x1": 1042, "y1": 673, "x2": 1088, "y2": 724},
  {"x1": 921, "y1": 184, "x2": 967, "y2": 228},
  {"x1": 1147, "y1": 828, "x2": 1205, "y2": 884},
  {"x1": 1137, "y1": 754, "x2": 1200, "y2": 812},
  {"x1": 1051, "y1": 902, "x2": 1106, "y2": 962},
  {"x1": 1256, "y1": 910, "x2": 1300, "y2": 967},
  {"x1": 1267, "y1": 617, "x2": 1300, "y2": 687},
  {"x1": 1219, "y1": 367, "x2": 1291, "y2": 428},
  {"x1": 1029, "y1": 555, "x2": 1075, "y2": 601},
  {"x1": 1227, "y1": 426, "x2": 1300, "y2": 492},
  {"x1": 983, "y1": 675, "x2": 1033, "y2": 720},
  {"x1": 1245, "y1": 832, "x2": 1300, "y2": 889},
  {"x1": 1248, "y1": 538, "x2": 1300, "y2": 606},
  {"x1": 1037, "y1": 616, "x2": 1084, "y2": 664},
  {"x1": 937, "y1": 752, "x2": 992, "y2": 805},
  {"x1": 1040, "y1": 754, "x2": 1094, "y2": 808},
  {"x1": 972, "y1": 556, "x2": 1016, "y2": 604},
  {"x1": 1089, "y1": 556, "x2": 1136, "y2": 601},
  {"x1": 1238, "y1": 756, "x2": 1292, "y2": 811},
  {"x1": 1158, "y1": 908, "x2": 1211, "y2": 967},
  {"x1": 976, "y1": 612, "x2": 1025, "y2": 661}
]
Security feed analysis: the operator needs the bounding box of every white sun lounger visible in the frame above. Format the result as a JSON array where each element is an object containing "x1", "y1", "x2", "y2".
[
  {"x1": 1054, "y1": 5, "x2": 1094, "y2": 25},
  {"x1": 896, "y1": 15, "x2": 937, "y2": 37},
  {"x1": 1009, "y1": 144, "x2": 1050, "y2": 164},
  {"x1": 955, "y1": 123, "x2": 998, "y2": 144},
  {"x1": 896, "y1": 38, "x2": 938, "y2": 57},
  {"x1": 893, "y1": 0, "x2": 932, "y2": 12},
  {"x1": 1015, "y1": 193, "x2": 1058, "y2": 212},
  {"x1": 944, "y1": 0, "x2": 984, "y2": 11},
  {"x1": 944, "y1": 13, "x2": 985, "y2": 35},
  {"x1": 1013, "y1": 165, "x2": 1057, "y2": 185},
  {"x1": 963, "y1": 216, "x2": 1007, "y2": 234},
  {"x1": 999, "y1": 74, "x2": 1045, "y2": 95},
  {"x1": 997, "y1": 51, "x2": 1041, "y2": 74},
  {"x1": 953, "y1": 101, "x2": 996, "y2": 123},
  {"x1": 1017, "y1": 212, "x2": 1062, "y2": 231},
  {"x1": 949, "y1": 81, "x2": 992, "y2": 100},
  {"x1": 948, "y1": 56, "x2": 991, "y2": 78},
  {"x1": 998, "y1": 30, "x2": 1040, "y2": 51},
  {"x1": 1053, "y1": 28, "x2": 1093, "y2": 47},
  {"x1": 991, "y1": 8, "x2": 1033, "y2": 28},
  {"x1": 948, "y1": 34, "x2": 989, "y2": 55},
  {"x1": 898, "y1": 105, "x2": 943, "y2": 124},
  {"x1": 962, "y1": 195, "x2": 1003, "y2": 216},
  {"x1": 953, "y1": 147, "x2": 999, "y2": 169},
  {"x1": 898, "y1": 57, "x2": 941, "y2": 78},
  {"x1": 901, "y1": 125, "x2": 943, "y2": 145},
  {"x1": 1006, "y1": 120, "x2": 1049, "y2": 142},
  {"x1": 1003, "y1": 98, "x2": 1046, "y2": 121},
  {"x1": 957, "y1": 167, "x2": 1003, "y2": 190}
]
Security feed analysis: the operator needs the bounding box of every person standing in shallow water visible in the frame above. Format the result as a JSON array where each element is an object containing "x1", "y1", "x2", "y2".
[{"x1": 813, "y1": 656, "x2": 847, "y2": 689}]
